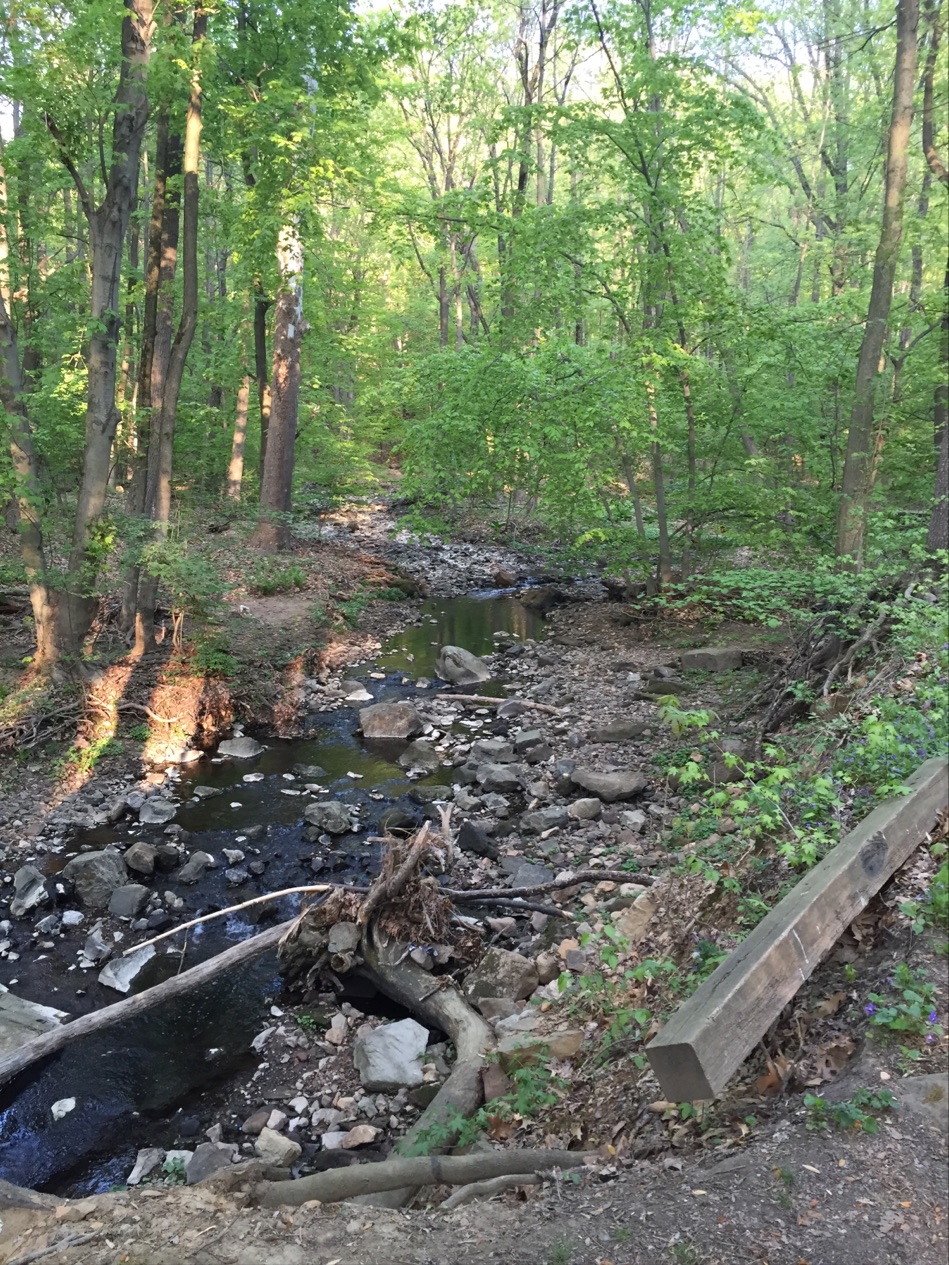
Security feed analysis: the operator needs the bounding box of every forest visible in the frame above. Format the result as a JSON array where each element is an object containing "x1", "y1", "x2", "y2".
[{"x1": 0, "y1": 0, "x2": 945, "y2": 672}]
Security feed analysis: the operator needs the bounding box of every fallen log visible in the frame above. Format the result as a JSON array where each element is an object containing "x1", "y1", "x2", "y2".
[
  {"x1": 0, "y1": 920, "x2": 295, "y2": 1089},
  {"x1": 257, "y1": 1147, "x2": 595, "y2": 1208},
  {"x1": 435, "y1": 692, "x2": 563, "y2": 716},
  {"x1": 647, "y1": 756, "x2": 948, "y2": 1101}
]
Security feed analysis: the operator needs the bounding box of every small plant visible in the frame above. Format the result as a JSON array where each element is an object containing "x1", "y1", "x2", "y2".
[
  {"x1": 864, "y1": 963, "x2": 944, "y2": 1040},
  {"x1": 128, "y1": 722, "x2": 150, "y2": 742},
  {"x1": 547, "y1": 1237, "x2": 574, "y2": 1265},
  {"x1": 899, "y1": 850, "x2": 949, "y2": 938},
  {"x1": 192, "y1": 633, "x2": 239, "y2": 678},
  {"x1": 296, "y1": 1012, "x2": 317, "y2": 1031},
  {"x1": 161, "y1": 1156, "x2": 188, "y2": 1185},
  {"x1": 55, "y1": 735, "x2": 124, "y2": 779},
  {"x1": 337, "y1": 594, "x2": 369, "y2": 627},
  {"x1": 804, "y1": 1086, "x2": 898, "y2": 1133},
  {"x1": 249, "y1": 558, "x2": 307, "y2": 596}
]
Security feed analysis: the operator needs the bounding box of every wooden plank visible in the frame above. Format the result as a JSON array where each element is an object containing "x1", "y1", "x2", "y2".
[{"x1": 647, "y1": 756, "x2": 948, "y2": 1102}]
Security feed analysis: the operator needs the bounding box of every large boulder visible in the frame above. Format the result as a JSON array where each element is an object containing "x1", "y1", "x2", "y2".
[
  {"x1": 62, "y1": 851, "x2": 128, "y2": 909},
  {"x1": 396, "y1": 740, "x2": 441, "y2": 773},
  {"x1": 218, "y1": 736, "x2": 265, "y2": 758},
  {"x1": 519, "y1": 806, "x2": 568, "y2": 834},
  {"x1": 138, "y1": 798, "x2": 177, "y2": 825},
  {"x1": 109, "y1": 884, "x2": 150, "y2": 919},
  {"x1": 569, "y1": 768, "x2": 647, "y2": 803},
  {"x1": 124, "y1": 842, "x2": 158, "y2": 876},
  {"x1": 680, "y1": 646, "x2": 744, "y2": 672},
  {"x1": 353, "y1": 1018, "x2": 429, "y2": 1091},
  {"x1": 464, "y1": 948, "x2": 539, "y2": 1004},
  {"x1": 517, "y1": 586, "x2": 563, "y2": 615},
  {"x1": 10, "y1": 865, "x2": 49, "y2": 918},
  {"x1": 359, "y1": 701, "x2": 423, "y2": 740},
  {"x1": 434, "y1": 645, "x2": 493, "y2": 686},
  {"x1": 303, "y1": 801, "x2": 353, "y2": 835}
]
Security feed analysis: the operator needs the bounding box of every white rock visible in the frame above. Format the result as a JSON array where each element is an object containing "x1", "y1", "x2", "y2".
[
  {"x1": 266, "y1": 1109, "x2": 288, "y2": 1132},
  {"x1": 353, "y1": 1018, "x2": 430, "y2": 1091},
  {"x1": 127, "y1": 1147, "x2": 163, "y2": 1185},
  {"x1": 98, "y1": 943, "x2": 155, "y2": 993},
  {"x1": 51, "y1": 1097, "x2": 76, "y2": 1120},
  {"x1": 287, "y1": 1095, "x2": 309, "y2": 1115},
  {"x1": 254, "y1": 1127, "x2": 301, "y2": 1166}
]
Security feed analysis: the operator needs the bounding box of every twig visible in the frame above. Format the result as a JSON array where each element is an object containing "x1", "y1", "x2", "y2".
[
  {"x1": 440, "y1": 1172, "x2": 541, "y2": 1210},
  {"x1": 470, "y1": 897, "x2": 569, "y2": 918},
  {"x1": 7, "y1": 1234, "x2": 100, "y2": 1265},
  {"x1": 444, "y1": 868, "x2": 656, "y2": 902},
  {"x1": 435, "y1": 692, "x2": 563, "y2": 716}
]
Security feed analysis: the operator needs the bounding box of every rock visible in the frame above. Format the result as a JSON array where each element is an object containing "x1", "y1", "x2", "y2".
[
  {"x1": 476, "y1": 763, "x2": 527, "y2": 793},
  {"x1": 241, "y1": 1109, "x2": 270, "y2": 1135},
  {"x1": 176, "y1": 851, "x2": 215, "y2": 884},
  {"x1": 82, "y1": 922, "x2": 112, "y2": 964},
  {"x1": 127, "y1": 1147, "x2": 163, "y2": 1185},
  {"x1": 894, "y1": 1073, "x2": 949, "y2": 1134},
  {"x1": 680, "y1": 646, "x2": 744, "y2": 672},
  {"x1": 517, "y1": 586, "x2": 562, "y2": 615},
  {"x1": 590, "y1": 720, "x2": 655, "y2": 742},
  {"x1": 109, "y1": 884, "x2": 149, "y2": 919},
  {"x1": 534, "y1": 951, "x2": 560, "y2": 984},
  {"x1": 396, "y1": 741, "x2": 441, "y2": 772},
  {"x1": 434, "y1": 645, "x2": 492, "y2": 686},
  {"x1": 225, "y1": 868, "x2": 249, "y2": 886},
  {"x1": 470, "y1": 738, "x2": 515, "y2": 764},
  {"x1": 303, "y1": 801, "x2": 353, "y2": 834},
  {"x1": 640, "y1": 678, "x2": 691, "y2": 696},
  {"x1": 193, "y1": 786, "x2": 224, "y2": 799},
  {"x1": 340, "y1": 1124, "x2": 380, "y2": 1149},
  {"x1": 497, "y1": 699, "x2": 528, "y2": 719},
  {"x1": 124, "y1": 842, "x2": 157, "y2": 876},
  {"x1": 61, "y1": 910, "x2": 84, "y2": 927},
  {"x1": 498, "y1": 1028, "x2": 584, "y2": 1069},
  {"x1": 254, "y1": 1127, "x2": 302, "y2": 1167},
  {"x1": 154, "y1": 844, "x2": 182, "y2": 873},
  {"x1": 569, "y1": 768, "x2": 647, "y2": 803},
  {"x1": 464, "y1": 948, "x2": 538, "y2": 1004},
  {"x1": 51, "y1": 1097, "x2": 76, "y2": 1120},
  {"x1": 10, "y1": 865, "x2": 48, "y2": 918},
  {"x1": 267, "y1": 1109, "x2": 289, "y2": 1132},
  {"x1": 359, "y1": 701, "x2": 423, "y2": 740},
  {"x1": 520, "y1": 806, "x2": 568, "y2": 834},
  {"x1": 567, "y1": 797, "x2": 602, "y2": 821},
  {"x1": 379, "y1": 806, "x2": 417, "y2": 832},
  {"x1": 476, "y1": 997, "x2": 519, "y2": 1021},
  {"x1": 62, "y1": 851, "x2": 128, "y2": 909},
  {"x1": 611, "y1": 890, "x2": 658, "y2": 944},
  {"x1": 618, "y1": 809, "x2": 647, "y2": 832},
  {"x1": 186, "y1": 1142, "x2": 236, "y2": 1184},
  {"x1": 482, "y1": 1062, "x2": 513, "y2": 1102},
  {"x1": 353, "y1": 1018, "x2": 430, "y2": 1091},
  {"x1": 512, "y1": 729, "x2": 545, "y2": 754},
  {"x1": 508, "y1": 862, "x2": 554, "y2": 889},
  {"x1": 138, "y1": 798, "x2": 177, "y2": 825},
  {"x1": 218, "y1": 737, "x2": 265, "y2": 758},
  {"x1": 320, "y1": 1131, "x2": 348, "y2": 1150},
  {"x1": 287, "y1": 1095, "x2": 309, "y2": 1115},
  {"x1": 98, "y1": 943, "x2": 155, "y2": 993},
  {"x1": 457, "y1": 821, "x2": 499, "y2": 859},
  {"x1": 293, "y1": 763, "x2": 328, "y2": 780},
  {"x1": 327, "y1": 922, "x2": 360, "y2": 955}
]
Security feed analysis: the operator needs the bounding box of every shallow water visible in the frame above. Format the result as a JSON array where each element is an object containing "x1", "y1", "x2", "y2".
[{"x1": 0, "y1": 592, "x2": 543, "y2": 1193}]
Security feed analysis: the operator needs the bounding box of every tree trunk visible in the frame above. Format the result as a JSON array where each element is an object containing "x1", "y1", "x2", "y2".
[
  {"x1": 251, "y1": 222, "x2": 305, "y2": 550},
  {"x1": 926, "y1": 267, "x2": 949, "y2": 555},
  {"x1": 835, "y1": 0, "x2": 918, "y2": 564},
  {"x1": 48, "y1": 0, "x2": 155, "y2": 659},
  {"x1": 136, "y1": 7, "x2": 206, "y2": 644},
  {"x1": 254, "y1": 281, "x2": 272, "y2": 477},
  {"x1": 227, "y1": 376, "x2": 251, "y2": 499}
]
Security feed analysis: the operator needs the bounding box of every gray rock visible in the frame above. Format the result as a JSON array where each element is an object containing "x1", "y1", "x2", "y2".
[
  {"x1": 508, "y1": 862, "x2": 554, "y2": 889},
  {"x1": 138, "y1": 798, "x2": 177, "y2": 825},
  {"x1": 434, "y1": 645, "x2": 492, "y2": 686},
  {"x1": 476, "y1": 763, "x2": 527, "y2": 793},
  {"x1": 359, "y1": 701, "x2": 423, "y2": 740},
  {"x1": 62, "y1": 851, "x2": 128, "y2": 909},
  {"x1": 293, "y1": 763, "x2": 328, "y2": 780},
  {"x1": 186, "y1": 1142, "x2": 237, "y2": 1184},
  {"x1": 497, "y1": 699, "x2": 528, "y2": 719},
  {"x1": 464, "y1": 948, "x2": 538, "y2": 1003},
  {"x1": 10, "y1": 865, "x2": 48, "y2": 918},
  {"x1": 225, "y1": 868, "x2": 249, "y2": 886},
  {"x1": 218, "y1": 736, "x2": 265, "y2": 758},
  {"x1": 570, "y1": 768, "x2": 647, "y2": 803},
  {"x1": 520, "y1": 807, "x2": 568, "y2": 834},
  {"x1": 590, "y1": 720, "x2": 655, "y2": 742},
  {"x1": 396, "y1": 741, "x2": 441, "y2": 772},
  {"x1": 61, "y1": 910, "x2": 84, "y2": 927},
  {"x1": 327, "y1": 922, "x2": 360, "y2": 955},
  {"x1": 176, "y1": 851, "x2": 215, "y2": 884},
  {"x1": 517, "y1": 586, "x2": 562, "y2": 614},
  {"x1": 470, "y1": 738, "x2": 515, "y2": 764},
  {"x1": 379, "y1": 806, "x2": 417, "y2": 832},
  {"x1": 127, "y1": 1147, "x2": 163, "y2": 1185},
  {"x1": 82, "y1": 921, "x2": 112, "y2": 964},
  {"x1": 680, "y1": 646, "x2": 744, "y2": 672},
  {"x1": 124, "y1": 842, "x2": 158, "y2": 876},
  {"x1": 894, "y1": 1073, "x2": 949, "y2": 1134},
  {"x1": 241, "y1": 1109, "x2": 270, "y2": 1135},
  {"x1": 457, "y1": 821, "x2": 499, "y2": 859},
  {"x1": 567, "y1": 797, "x2": 602, "y2": 821},
  {"x1": 98, "y1": 943, "x2": 155, "y2": 993},
  {"x1": 108, "y1": 884, "x2": 150, "y2": 919},
  {"x1": 641, "y1": 678, "x2": 690, "y2": 696},
  {"x1": 618, "y1": 809, "x2": 647, "y2": 832},
  {"x1": 512, "y1": 730, "x2": 545, "y2": 754},
  {"x1": 193, "y1": 785, "x2": 224, "y2": 799},
  {"x1": 254, "y1": 1127, "x2": 302, "y2": 1166},
  {"x1": 303, "y1": 801, "x2": 353, "y2": 835},
  {"x1": 353, "y1": 1018, "x2": 430, "y2": 1091}
]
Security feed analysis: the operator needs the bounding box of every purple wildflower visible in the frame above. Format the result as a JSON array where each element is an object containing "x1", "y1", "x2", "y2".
[
  {"x1": 928, "y1": 1010, "x2": 938, "y2": 1025},
  {"x1": 865, "y1": 1003, "x2": 877, "y2": 1016}
]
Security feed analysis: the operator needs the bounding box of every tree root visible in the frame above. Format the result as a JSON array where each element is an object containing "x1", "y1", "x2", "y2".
[
  {"x1": 439, "y1": 1171, "x2": 541, "y2": 1210},
  {"x1": 256, "y1": 1148, "x2": 595, "y2": 1209}
]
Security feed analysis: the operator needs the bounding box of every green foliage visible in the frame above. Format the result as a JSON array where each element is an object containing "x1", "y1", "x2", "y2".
[
  {"x1": 161, "y1": 1156, "x2": 188, "y2": 1186},
  {"x1": 138, "y1": 537, "x2": 226, "y2": 626},
  {"x1": 128, "y1": 723, "x2": 150, "y2": 743},
  {"x1": 55, "y1": 735, "x2": 123, "y2": 779},
  {"x1": 248, "y1": 558, "x2": 307, "y2": 596},
  {"x1": 865, "y1": 964, "x2": 944, "y2": 1040},
  {"x1": 899, "y1": 850, "x2": 949, "y2": 937},
  {"x1": 337, "y1": 594, "x2": 368, "y2": 627},
  {"x1": 192, "y1": 633, "x2": 239, "y2": 678},
  {"x1": 804, "y1": 1087, "x2": 898, "y2": 1134}
]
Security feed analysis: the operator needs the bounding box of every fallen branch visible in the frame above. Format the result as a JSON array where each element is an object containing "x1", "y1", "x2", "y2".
[
  {"x1": 440, "y1": 1171, "x2": 541, "y2": 1211},
  {"x1": 7, "y1": 1233, "x2": 100, "y2": 1265},
  {"x1": 257, "y1": 1147, "x2": 594, "y2": 1208},
  {"x1": 444, "y1": 868, "x2": 655, "y2": 902},
  {"x1": 0, "y1": 920, "x2": 294, "y2": 1089},
  {"x1": 435, "y1": 692, "x2": 563, "y2": 716},
  {"x1": 471, "y1": 897, "x2": 568, "y2": 918},
  {"x1": 358, "y1": 821, "x2": 433, "y2": 928}
]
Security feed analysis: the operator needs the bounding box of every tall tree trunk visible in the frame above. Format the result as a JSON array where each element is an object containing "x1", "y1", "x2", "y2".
[
  {"x1": 251, "y1": 223, "x2": 305, "y2": 550},
  {"x1": 46, "y1": 0, "x2": 155, "y2": 660},
  {"x1": 835, "y1": 0, "x2": 918, "y2": 564},
  {"x1": 136, "y1": 7, "x2": 207, "y2": 647},
  {"x1": 227, "y1": 376, "x2": 251, "y2": 499},
  {"x1": 254, "y1": 280, "x2": 272, "y2": 476}
]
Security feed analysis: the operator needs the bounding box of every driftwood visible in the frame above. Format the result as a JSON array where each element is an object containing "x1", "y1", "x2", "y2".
[
  {"x1": 258, "y1": 1148, "x2": 594, "y2": 1208},
  {"x1": 0, "y1": 920, "x2": 294, "y2": 1089},
  {"x1": 443, "y1": 868, "x2": 656, "y2": 902},
  {"x1": 439, "y1": 1171, "x2": 541, "y2": 1210},
  {"x1": 434, "y1": 692, "x2": 563, "y2": 716}
]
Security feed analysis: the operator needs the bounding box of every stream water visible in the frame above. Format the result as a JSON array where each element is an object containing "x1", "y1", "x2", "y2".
[{"x1": 0, "y1": 592, "x2": 544, "y2": 1194}]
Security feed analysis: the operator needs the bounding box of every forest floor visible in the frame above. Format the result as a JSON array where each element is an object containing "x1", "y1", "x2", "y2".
[{"x1": 0, "y1": 503, "x2": 946, "y2": 1265}]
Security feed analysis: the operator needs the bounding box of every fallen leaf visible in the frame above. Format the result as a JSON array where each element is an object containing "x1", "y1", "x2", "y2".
[
  {"x1": 802, "y1": 1165, "x2": 820, "y2": 1173},
  {"x1": 812, "y1": 990, "x2": 847, "y2": 1019}
]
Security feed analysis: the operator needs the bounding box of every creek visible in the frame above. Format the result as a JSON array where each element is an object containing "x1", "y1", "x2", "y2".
[{"x1": 0, "y1": 592, "x2": 544, "y2": 1195}]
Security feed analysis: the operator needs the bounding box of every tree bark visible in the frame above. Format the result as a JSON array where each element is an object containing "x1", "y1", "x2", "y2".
[
  {"x1": 47, "y1": 0, "x2": 155, "y2": 661},
  {"x1": 926, "y1": 267, "x2": 949, "y2": 556},
  {"x1": 835, "y1": 0, "x2": 918, "y2": 564},
  {"x1": 227, "y1": 376, "x2": 251, "y2": 499},
  {"x1": 254, "y1": 280, "x2": 273, "y2": 476},
  {"x1": 251, "y1": 223, "x2": 305, "y2": 550}
]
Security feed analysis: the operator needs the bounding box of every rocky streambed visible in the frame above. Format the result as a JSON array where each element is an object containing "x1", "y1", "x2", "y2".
[{"x1": 0, "y1": 574, "x2": 766, "y2": 1197}]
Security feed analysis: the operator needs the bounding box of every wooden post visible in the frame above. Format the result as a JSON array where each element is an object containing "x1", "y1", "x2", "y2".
[{"x1": 647, "y1": 757, "x2": 948, "y2": 1102}]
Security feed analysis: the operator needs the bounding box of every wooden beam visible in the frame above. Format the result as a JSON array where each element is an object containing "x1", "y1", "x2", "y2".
[
  {"x1": 0, "y1": 920, "x2": 295, "y2": 1089},
  {"x1": 647, "y1": 757, "x2": 948, "y2": 1102}
]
